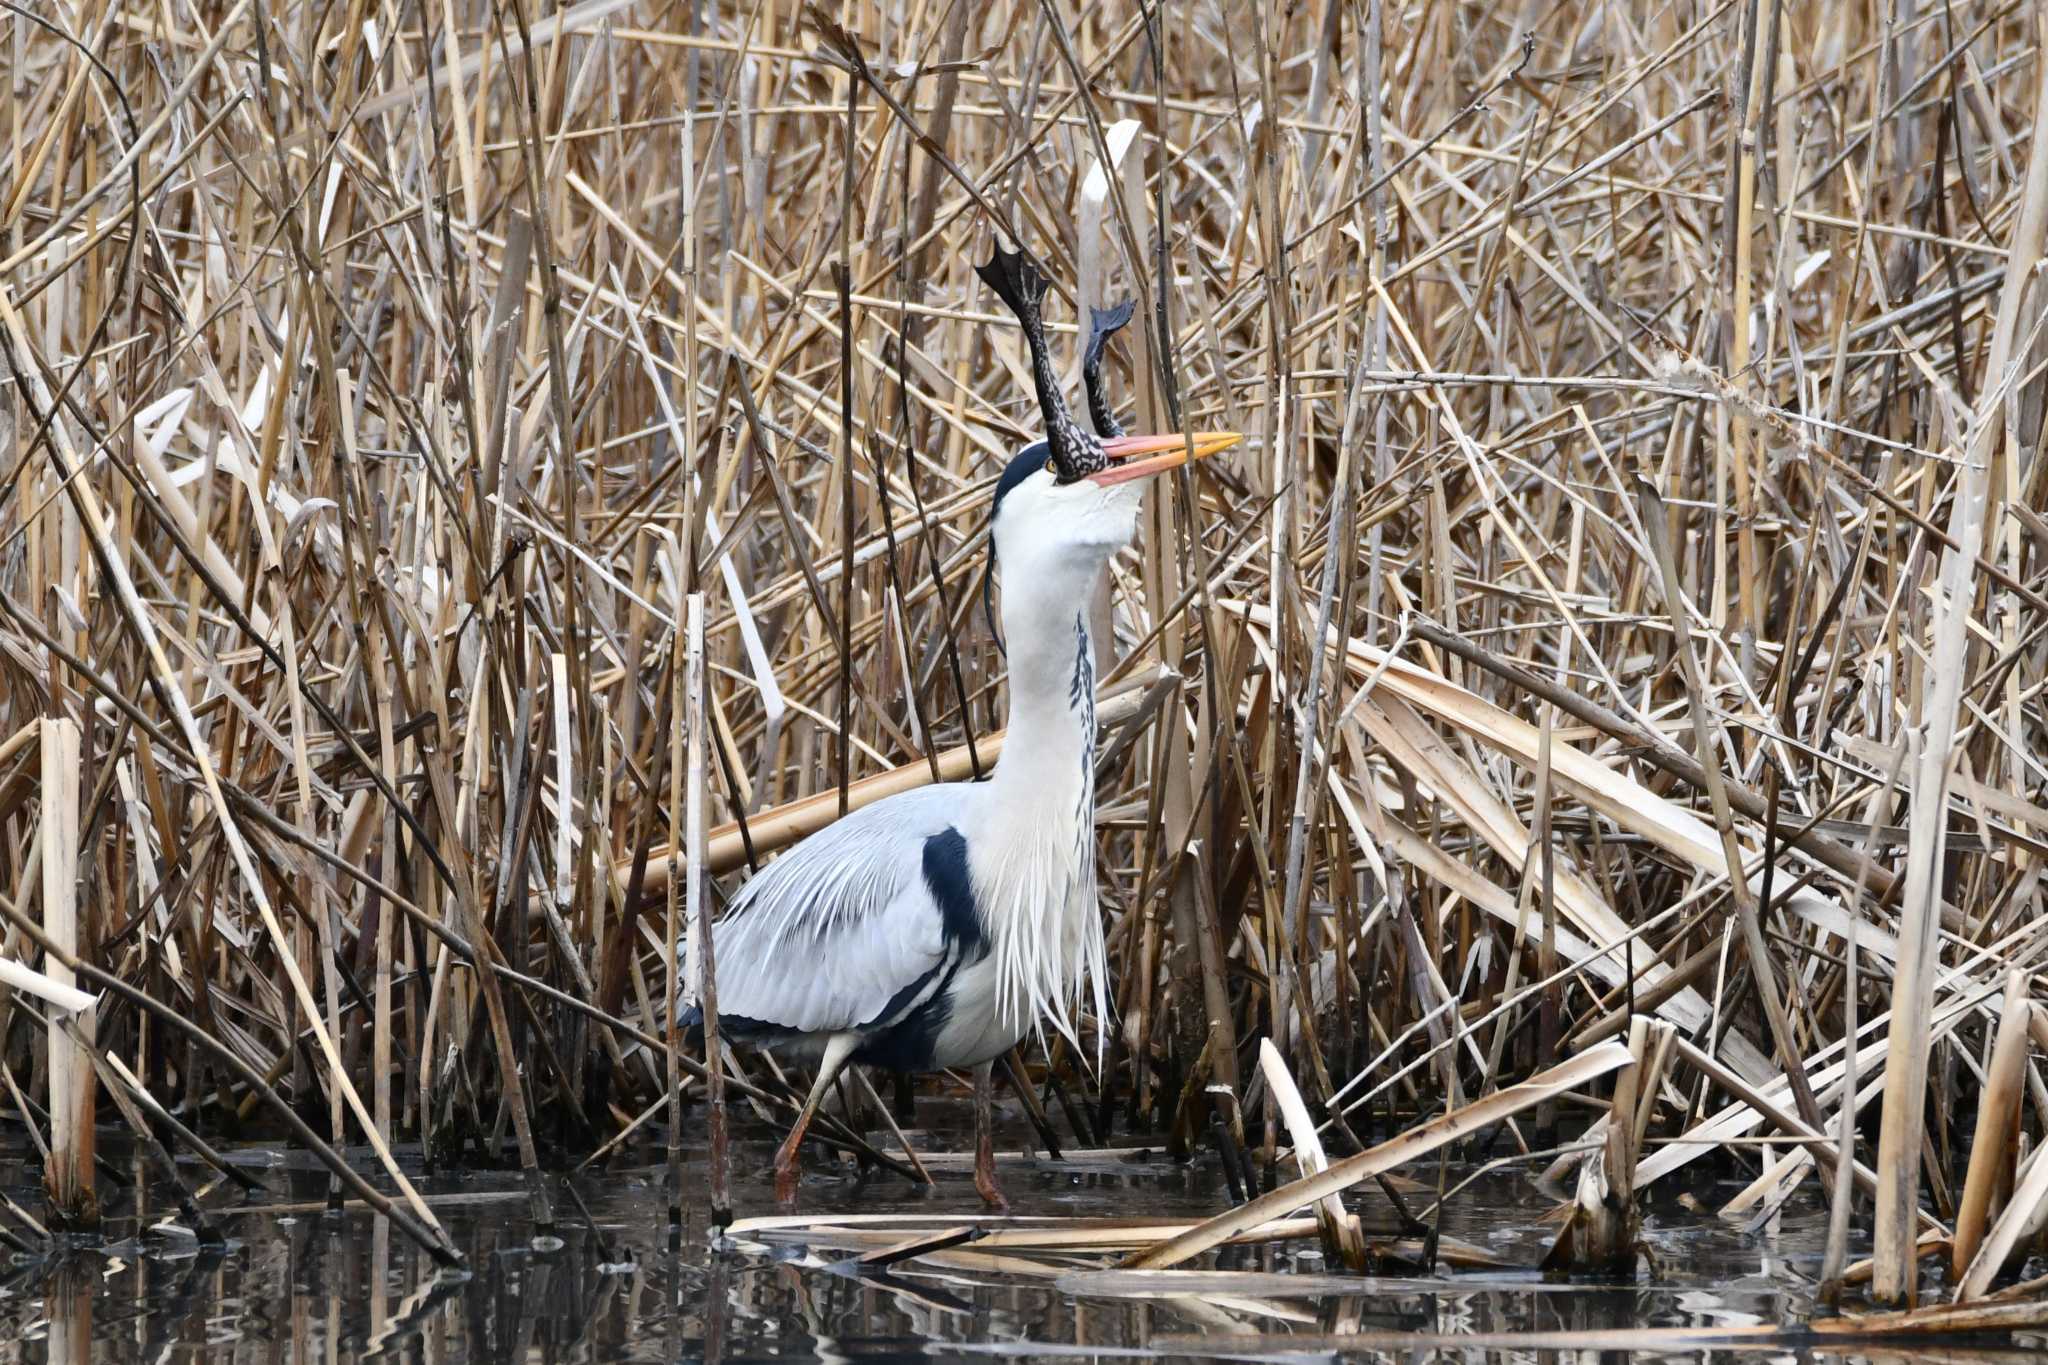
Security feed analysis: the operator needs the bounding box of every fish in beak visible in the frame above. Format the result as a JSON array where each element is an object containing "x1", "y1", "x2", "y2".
[
  {"x1": 977, "y1": 243, "x2": 1243, "y2": 487},
  {"x1": 1079, "y1": 290, "x2": 1241, "y2": 481},
  {"x1": 1089, "y1": 431, "x2": 1244, "y2": 486}
]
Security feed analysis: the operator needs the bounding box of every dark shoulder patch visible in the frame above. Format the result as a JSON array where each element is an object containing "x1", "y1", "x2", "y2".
[
  {"x1": 990, "y1": 442, "x2": 1047, "y2": 523},
  {"x1": 922, "y1": 827, "x2": 985, "y2": 953}
]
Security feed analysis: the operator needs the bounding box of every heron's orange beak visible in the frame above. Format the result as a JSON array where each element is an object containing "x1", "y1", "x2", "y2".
[{"x1": 1088, "y1": 431, "x2": 1243, "y2": 486}]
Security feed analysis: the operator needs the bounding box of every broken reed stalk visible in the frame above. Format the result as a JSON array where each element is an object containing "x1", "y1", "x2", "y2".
[
  {"x1": 1953, "y1": 970, "x2": 2033, "y2": 1279},
  {"x1": 1959, "y1": 1114, "x2": 2048, "y2": 1300},
  {"x1": 688, "y1": 592, "x2": 730, "y2": 1224},
  {"x1": 78, "y1": 1027, "x2": 220, "y2": 1244},
  {"x1": 1257, "y1": 1038, "x2": 1365, "y2": 1268},
  {"x1": 1542, "y1": 1017, "x2": 1674, "y2": 1275},
  {"x1": 665, "y1": 597, "x2": 690, "y2": 1240},
  {"x1": 38, "y1": 717, "x2": 92, "y2": 1231},
  {"x1": 0, "y1": 0, "x2": 2044, "y2": 1300},
  {"x1": 1817, "y1": 788, "x2": 1875, "y2": 1304},
  {"x1": 99, "y1": 1050, "x2": 266, "y2": 1195}
]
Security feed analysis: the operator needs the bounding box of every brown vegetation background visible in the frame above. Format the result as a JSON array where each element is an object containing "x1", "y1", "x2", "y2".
[{"x1": 2, "y1": 0, "x2": 2046, "y2": 1297}]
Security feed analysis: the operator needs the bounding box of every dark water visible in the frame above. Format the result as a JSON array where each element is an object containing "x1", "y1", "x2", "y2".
[{"x1": 0, "y1": 1102, "x2": 2038, "y2": 1363}]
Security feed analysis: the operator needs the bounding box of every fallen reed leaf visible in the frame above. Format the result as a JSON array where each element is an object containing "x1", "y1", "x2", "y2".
[{"x1": 1125, "y1": 1042, "x2": 1633, "y2": 1271}]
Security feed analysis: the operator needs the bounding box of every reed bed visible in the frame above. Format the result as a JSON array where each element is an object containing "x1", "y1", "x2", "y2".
[{"x1": 2, "y1": 0, "x2": 2046, "y2": 1310}]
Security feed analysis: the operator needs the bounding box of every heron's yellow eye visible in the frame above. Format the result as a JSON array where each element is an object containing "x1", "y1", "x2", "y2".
[{"x1": 1044, "y1": 457, "x2": 1057, "y2": 475}]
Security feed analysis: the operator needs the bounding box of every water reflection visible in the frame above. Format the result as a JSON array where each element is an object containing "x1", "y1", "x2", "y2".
[
  {"x1": 0, "y1": 1128, "x2": 2038, "y2": 1363},
  {"x1": 39, "y1": 1259, "x2": 89, "y2": 1365}
]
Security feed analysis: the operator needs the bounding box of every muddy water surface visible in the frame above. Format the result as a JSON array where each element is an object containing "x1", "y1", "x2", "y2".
[{"x1": 0, "y1": 1100, "x2": 2030, "y2": 1363}]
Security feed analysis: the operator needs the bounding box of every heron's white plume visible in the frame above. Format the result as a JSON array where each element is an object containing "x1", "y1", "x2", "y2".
[{"x1": 978, "y1": 653, "x2": 1112, "y2": 1069}]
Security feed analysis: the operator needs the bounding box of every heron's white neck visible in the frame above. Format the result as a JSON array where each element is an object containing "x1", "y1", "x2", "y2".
[
  {"x1": 990, "y1": 577, "x2": 1098, "y2": 815},
  {"x1": 972, "y1": 555, "x2": 1111, "y2": 1049}
]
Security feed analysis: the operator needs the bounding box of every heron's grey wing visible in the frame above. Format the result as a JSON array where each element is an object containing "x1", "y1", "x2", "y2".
[{"x1": 688, "y1": 785, "x2": 974, "y2": 1037}]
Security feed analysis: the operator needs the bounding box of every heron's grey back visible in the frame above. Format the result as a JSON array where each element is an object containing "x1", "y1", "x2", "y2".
[{"x1": 685, "y1": 784, "x2": 977, "y2": 1036}]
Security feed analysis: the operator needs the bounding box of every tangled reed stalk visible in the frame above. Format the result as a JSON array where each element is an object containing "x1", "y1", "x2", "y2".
[{"x1": 2, "y1": 0, "x2": 2046, "y2": 1301}]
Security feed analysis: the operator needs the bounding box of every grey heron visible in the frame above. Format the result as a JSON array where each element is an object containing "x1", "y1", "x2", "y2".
[{"x1": 685, "y1": 246, "x2": 1239, "y2": 1207}]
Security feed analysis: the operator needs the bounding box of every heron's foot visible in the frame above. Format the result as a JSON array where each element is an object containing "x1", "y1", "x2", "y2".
[
  {"x1": 773, "y1": 1136, "x2": 802, "y2": 1204},
  {"x1": 971, "y1": 1059, "x2": 1006, "y2": 1212},
  {"x1": 974, "y1": 1148, "x2": 1008, "y2": 1212}
]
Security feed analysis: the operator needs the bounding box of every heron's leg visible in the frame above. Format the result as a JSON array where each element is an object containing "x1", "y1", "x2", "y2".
[
  {"x1": 775, "y1": 1034, "x2": 856, "y2": 1204},
  {"x1": 973, "y1": 1060, "x2": 1008, "y2": 1212},
  {"x1": 890, "y1": 1071, "x2": 917, "y2": 1125}
]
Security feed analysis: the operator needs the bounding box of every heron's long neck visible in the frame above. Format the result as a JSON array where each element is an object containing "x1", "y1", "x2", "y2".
[
  {"x1": 988, "y1": 581, "x2": 1097, "y2": 831},
  {"x1": 973, "y1": 563, "x2": 1108, "y2": 1043}
]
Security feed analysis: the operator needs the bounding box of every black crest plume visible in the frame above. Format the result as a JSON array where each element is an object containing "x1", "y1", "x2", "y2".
[
  {"x1": 1081, "y1": 298, "x2": 1135, "y2": 438},
  {"x1": 976, "y1": 244, "x2": 1106, "y2": 481}
]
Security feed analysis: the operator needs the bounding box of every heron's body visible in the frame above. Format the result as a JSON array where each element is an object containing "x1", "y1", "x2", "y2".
[
  {"x1": 691, "y1": 510, "x2": 1106, "y2": 1069},
  {"x1": 714, "y1": 807, "x2": 1044, "y2": 1077},
  {"x1": 683, "y1": 246, "x2": 1237, "y2": 1207}
]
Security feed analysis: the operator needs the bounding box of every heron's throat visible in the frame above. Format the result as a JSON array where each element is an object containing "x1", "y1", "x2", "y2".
[{"x1": 989, "y1": 607, "x2": 1097, "y2": 834}]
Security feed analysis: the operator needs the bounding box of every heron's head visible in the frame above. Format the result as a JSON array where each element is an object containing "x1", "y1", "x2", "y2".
[
  {"x1": 988, "y1": 430, "x2": 1242, "y2": 578},
  {"x1": 977, "y1": 242, "x2": 1240, "y2": 583}
]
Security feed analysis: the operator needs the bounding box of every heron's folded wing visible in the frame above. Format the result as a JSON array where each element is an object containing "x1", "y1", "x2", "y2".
[{"x1": 687, "y1": 786, "x2": 966, "y2": 1036}]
